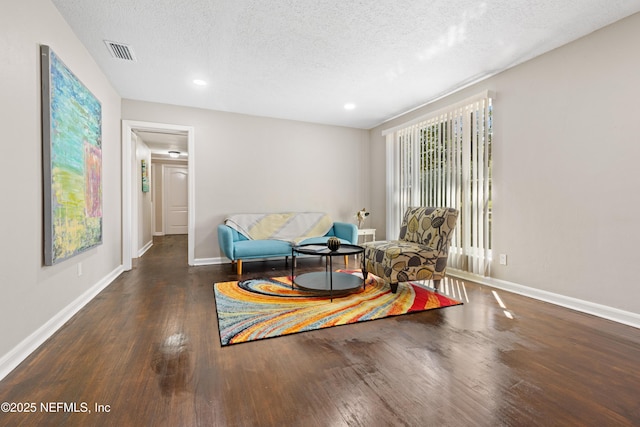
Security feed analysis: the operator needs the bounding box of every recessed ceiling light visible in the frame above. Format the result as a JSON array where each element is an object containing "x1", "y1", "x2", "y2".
[
  {"x1": 193, "y1": 79, "x2": 207, "y2": 86},
  {"x1": 344, "y1": 103, "x2": 356, "y2": 110}
]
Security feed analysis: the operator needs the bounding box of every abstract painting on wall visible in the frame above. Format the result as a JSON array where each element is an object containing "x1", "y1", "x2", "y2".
[
  {"x1": 41, "y1": 45, "x2": 102, "y2": 265},
  {"x1": 141, "y1": 159, "x2": 149, "y2": 192}
]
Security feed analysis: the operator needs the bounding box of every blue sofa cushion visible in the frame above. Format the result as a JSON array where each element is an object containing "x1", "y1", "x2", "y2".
[{"x1": 234, "y1": 239, "x2": 292, "y2": 258}]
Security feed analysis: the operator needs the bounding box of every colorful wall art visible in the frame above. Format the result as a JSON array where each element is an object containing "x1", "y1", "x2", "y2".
[
  {"x1": 141, "y1": 159, "x2": 149, "y2": 192},
  {"x1": 41, "y1": 45, "x2": 103, "y2": 265}
]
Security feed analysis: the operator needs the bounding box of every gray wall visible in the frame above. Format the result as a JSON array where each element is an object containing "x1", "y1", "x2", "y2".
[
  {"x1": 121, "y1": 101, "x2": 371, "y2": 261},
  {"x1": 0, "y1": 1, "x2": 122, "y2": 360},
  {"x1": 368, "y1": 12, "x2": 640, "y2": 315}
]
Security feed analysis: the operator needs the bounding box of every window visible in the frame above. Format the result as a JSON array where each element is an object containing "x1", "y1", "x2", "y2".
[{"x1": 384, "y1": 91, "x2": 493, "y2": 276}]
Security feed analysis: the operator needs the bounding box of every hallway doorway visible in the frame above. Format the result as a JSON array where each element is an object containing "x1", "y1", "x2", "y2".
[{"x1": 122, "y1": 120, "x2": 195, "y2": 270}]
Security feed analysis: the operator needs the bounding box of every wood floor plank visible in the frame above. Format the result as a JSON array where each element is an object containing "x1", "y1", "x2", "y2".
[{"x1": 0, "y1": 235, "x2": 639, "y2": 426}]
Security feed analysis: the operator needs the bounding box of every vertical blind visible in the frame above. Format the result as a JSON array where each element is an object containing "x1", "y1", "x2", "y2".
[{"x1": 384, "y1": 91, "x2": 493, "y2": 276}]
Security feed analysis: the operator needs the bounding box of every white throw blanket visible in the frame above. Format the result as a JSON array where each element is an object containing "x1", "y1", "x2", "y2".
[{"x1": 225, "y1": 212, "x2": 333, "y2": 244}]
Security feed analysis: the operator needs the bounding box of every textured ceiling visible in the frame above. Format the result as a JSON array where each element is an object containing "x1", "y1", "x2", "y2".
[{"x1": 52, "y1": 0, "x2": 640, "y2": 129}]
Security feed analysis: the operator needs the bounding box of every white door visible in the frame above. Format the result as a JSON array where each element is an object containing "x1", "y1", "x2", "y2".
[{"x1": 164, "y1": 165, "x2": 188, "y2": 235}]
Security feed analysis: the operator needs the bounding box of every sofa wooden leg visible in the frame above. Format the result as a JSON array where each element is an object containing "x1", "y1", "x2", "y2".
[
  {"x1": 344, "y1": 255, "x2": 348, "y2": 266},
  {"x1": 389, "y1": 282, "x2": 398, "y2": 293},
  {"x1": 236, "y1": 260, "x2": 243, "y2": 275}
]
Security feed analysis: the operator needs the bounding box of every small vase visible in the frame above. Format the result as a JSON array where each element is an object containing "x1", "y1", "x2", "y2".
[{"x1": 327, "y1": 237, "x2": 341, "y2": 251}]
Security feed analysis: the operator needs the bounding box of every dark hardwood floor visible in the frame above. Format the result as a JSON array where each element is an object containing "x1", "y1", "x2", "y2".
[{"x1": 1, "y1": 235, "x2": 639, "y2": 426}]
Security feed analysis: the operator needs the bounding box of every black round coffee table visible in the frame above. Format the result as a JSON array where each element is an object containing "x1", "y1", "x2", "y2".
[{"x1": 291, "y1": 243, "x2": 365, "y2": 301}]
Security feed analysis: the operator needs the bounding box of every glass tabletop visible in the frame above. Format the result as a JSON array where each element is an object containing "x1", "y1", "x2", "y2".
[{"x1": 293, "y1": 243, "x2": 363, "y2": 256}]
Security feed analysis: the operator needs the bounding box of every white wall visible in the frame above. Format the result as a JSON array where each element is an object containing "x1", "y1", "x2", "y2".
[
  {"x1": 0, "y1": 1, "x2": 122, "y2": 365},
  {"x1": 122, "y1": 101, "x2": 371, "y2": 261},
  {"x1": 369, "y1": 13, "x2": 640, "y2": 315}
]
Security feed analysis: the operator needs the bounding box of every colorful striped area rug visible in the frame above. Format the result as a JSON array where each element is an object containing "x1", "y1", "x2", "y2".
[{"x1": 213, "y1": 271, "x2": 462, "y2": 346}]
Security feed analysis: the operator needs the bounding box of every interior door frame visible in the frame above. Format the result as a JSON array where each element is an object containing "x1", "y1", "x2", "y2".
[{"x1": 122, "y1": 120, "x2": 195, "y2": 269}]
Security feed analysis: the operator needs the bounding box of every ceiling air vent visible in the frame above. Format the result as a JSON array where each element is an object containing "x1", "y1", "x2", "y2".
[{"x1": 104, "y1": 40, "x2": 137, "y2": 61}]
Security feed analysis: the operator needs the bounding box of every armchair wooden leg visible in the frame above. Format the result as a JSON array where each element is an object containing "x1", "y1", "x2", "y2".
[
  {"x1": 236, "y1": 260, "x2": 243, "y2": 275},
  {"x1": 389, "y1": 282, "x2": 399, "y2": 294},
  {"x1": 344, "y1": 255, "x2": 348, "y2": 266},
  {"x1": 433, "y1": 279, "x2": 440, "y2": 291}
]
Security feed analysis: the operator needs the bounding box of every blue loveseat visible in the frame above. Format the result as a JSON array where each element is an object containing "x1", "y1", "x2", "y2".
[{"x1": 217, "y1": 220, "x2": 357, "y2": 274}]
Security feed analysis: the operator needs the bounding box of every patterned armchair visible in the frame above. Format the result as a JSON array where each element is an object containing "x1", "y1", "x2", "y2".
[{"x1": 362, "y1": 207, "x2": 459, "y2": 293}]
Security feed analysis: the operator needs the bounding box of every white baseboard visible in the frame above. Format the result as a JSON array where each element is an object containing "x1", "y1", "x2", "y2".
[
  {"x1": 447, "y1": 269, "x2": 640, "y2": 329},
  {"x1": 137, "y1": 240, "x2": 153, "y2": 257},
  {"x1": 0, "y1": 265, "x2": 125, "y2": 382},
  {"x1": 193, "y1": 257, "x2": 226, "y2": 266}
]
